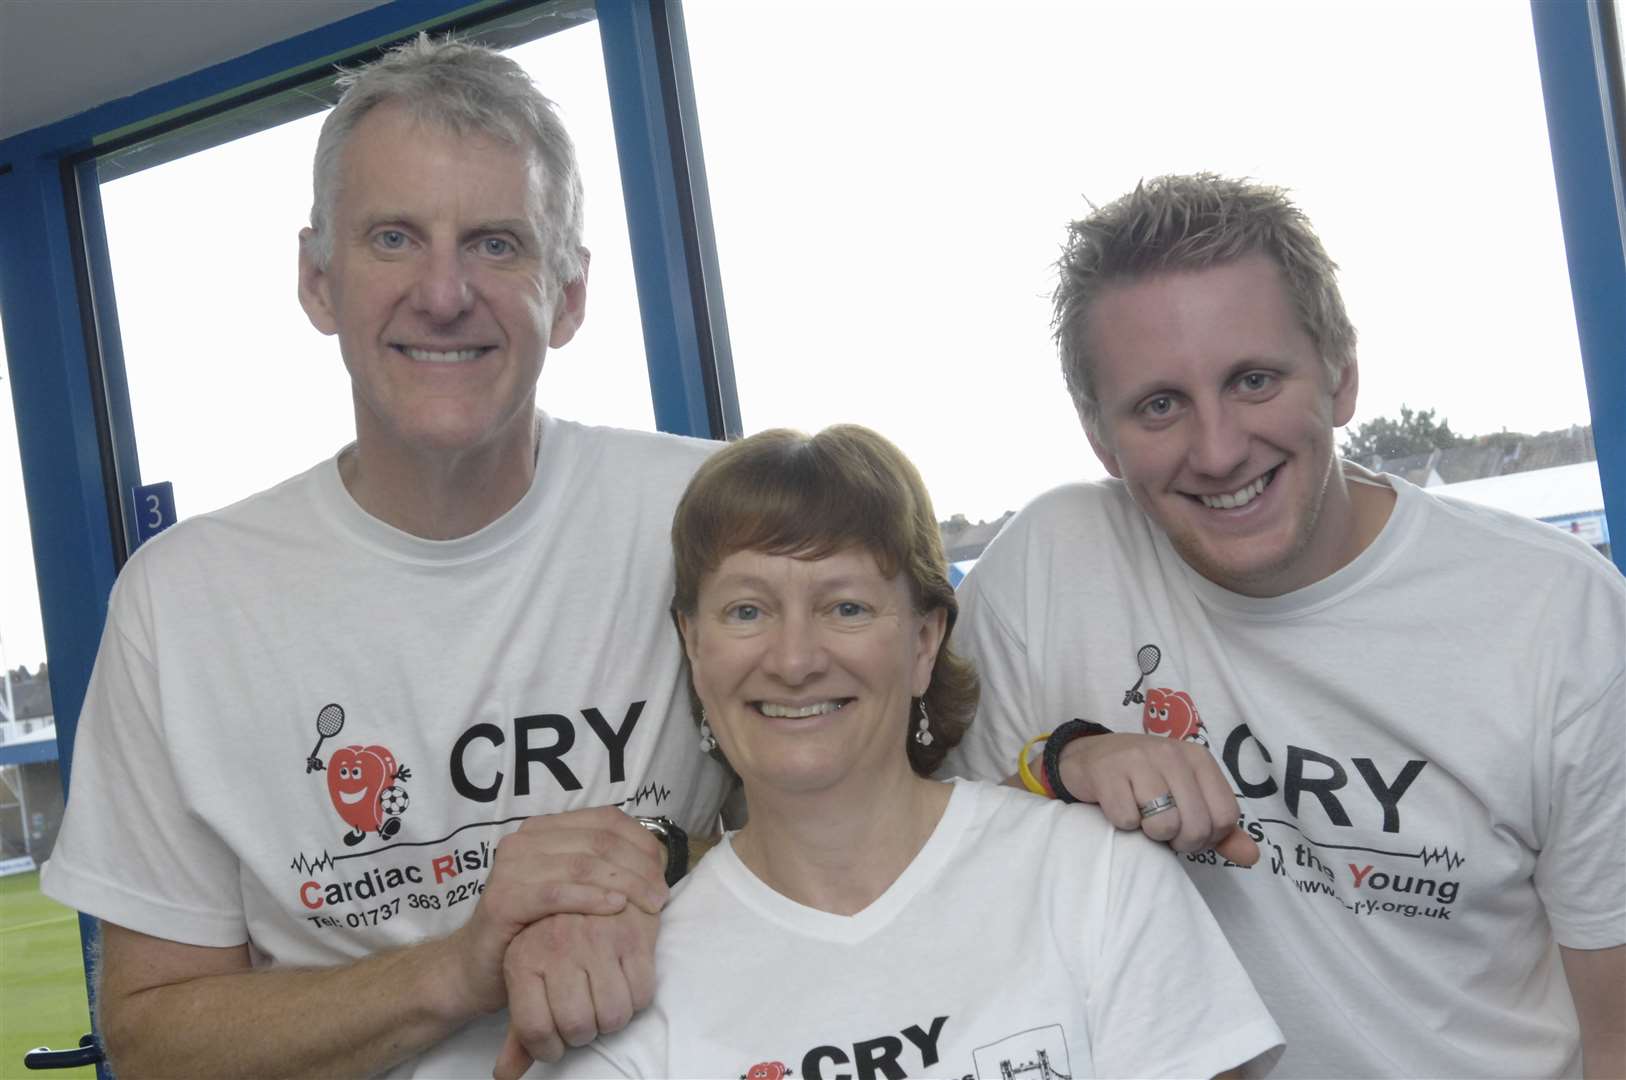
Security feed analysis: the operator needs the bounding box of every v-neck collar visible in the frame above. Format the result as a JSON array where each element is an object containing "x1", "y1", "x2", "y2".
[{"x1": 707, "y1": 779, "x2": 978, "y2": 944}]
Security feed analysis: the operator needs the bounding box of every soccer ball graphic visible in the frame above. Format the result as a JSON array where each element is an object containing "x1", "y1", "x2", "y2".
[{"x1": 378, "y1": 785, "x2": 409, "y2": 818}]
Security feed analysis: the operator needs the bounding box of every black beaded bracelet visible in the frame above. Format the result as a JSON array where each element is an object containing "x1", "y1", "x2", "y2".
[{"x1": 1041, "y1": 719, "x2": 1115, "y2": 804}]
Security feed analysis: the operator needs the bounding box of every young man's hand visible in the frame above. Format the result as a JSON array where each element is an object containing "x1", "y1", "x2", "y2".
[{"x1": 1056, "y1": 732, "x2": 1260, "y2": 865}]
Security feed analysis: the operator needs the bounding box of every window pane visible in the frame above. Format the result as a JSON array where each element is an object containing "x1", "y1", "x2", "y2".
[
  {"x1": 0, "y1": 316, "x2": 47, "y2": 681},
  {"x1": 0, "y1": 314, "x2": 89, "y2": 1072},
  {"x1": 685, "y1": 0, "x2": 1592, "y2": 532},
  {"x1": 99, "y1": 17, "x2": 652, "y2": 525}
]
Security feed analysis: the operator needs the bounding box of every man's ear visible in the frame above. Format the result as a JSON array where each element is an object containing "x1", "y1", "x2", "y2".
[
  {"x1": 1331, "y1": 355, "x2": 1359, "y2": 428},
  {"x1": 297, "y1": 229, "x2": 339, "y2": 336},
  {"x1": 1086, "y1": 422, "x2": 1123, "y2": 479},
  {"x1": 549, "y1": 248, "x2": 590, "y2": 348}
]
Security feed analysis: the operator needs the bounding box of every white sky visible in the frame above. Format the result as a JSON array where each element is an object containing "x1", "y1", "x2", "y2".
[{"x1": 0, "y1": 0, "x2": 1599, "y2": 675}]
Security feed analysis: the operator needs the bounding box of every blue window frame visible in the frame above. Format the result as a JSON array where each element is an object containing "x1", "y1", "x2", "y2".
[{"x1": 1533, "y1": 0, "x2": 1626, "y2": 558}]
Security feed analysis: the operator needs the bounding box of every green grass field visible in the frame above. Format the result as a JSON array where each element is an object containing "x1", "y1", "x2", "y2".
[{"x1": 0, "y1": 871, "x2": 94, "y2": 1079}]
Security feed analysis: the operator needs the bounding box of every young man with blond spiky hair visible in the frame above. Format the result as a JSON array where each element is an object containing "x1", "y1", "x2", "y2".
[{"x1": 949, "y1": 173, "x2": 1625, "y2": 1078}]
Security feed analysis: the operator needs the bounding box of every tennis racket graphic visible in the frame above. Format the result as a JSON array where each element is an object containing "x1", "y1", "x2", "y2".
[
  {"x1": 305, "y1": 703, "x2": 346, "y2": 773},
  {"x1": 1121, "y1": 644, "x2": 1161, "y2": 706}
]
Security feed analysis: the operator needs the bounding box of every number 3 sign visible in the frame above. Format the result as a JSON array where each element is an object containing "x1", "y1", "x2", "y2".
[{"x1": 132, "y1": 481, "x2": 176, "y2": 546}]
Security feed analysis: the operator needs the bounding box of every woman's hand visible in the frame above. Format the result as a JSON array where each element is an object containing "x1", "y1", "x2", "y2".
[{"x1": 493, "y1": 905, "x2": 661, "y2": 1077}]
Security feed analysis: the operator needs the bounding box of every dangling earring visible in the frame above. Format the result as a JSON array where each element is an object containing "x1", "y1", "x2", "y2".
[
  {"x1": 914, "y1": 699, "x2": 934, "y2": 746},
  {"x1": 699, "y1": 707, "x2": 717, "y2": 753}
]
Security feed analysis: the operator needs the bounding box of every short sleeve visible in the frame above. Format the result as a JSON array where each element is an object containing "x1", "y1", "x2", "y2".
[
  {"x1": 40, "y1": 570, "x2": 248, "y2": 945},
  {"x1": 1536, "y1": 665, "x2": 1626, "y2": 948},
  {"x1": 941, "y1": 550, "x2": 1036, "y2": 784},
  {"x1": 1083, "y1": 829, "x2": 1283, "y2": 1078}
]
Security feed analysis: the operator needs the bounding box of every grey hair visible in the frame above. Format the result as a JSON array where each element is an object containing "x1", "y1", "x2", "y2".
[
  {"x1": 304, "y1": 33, "x2": 585, "y2": 287},
  {"x1": 1053, "y1": 173, "x2": 1356, "y2": 434}
]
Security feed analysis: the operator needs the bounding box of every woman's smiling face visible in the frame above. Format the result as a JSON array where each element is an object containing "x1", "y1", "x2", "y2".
[{"x1": 679, "y1": 546, "x2": 945, "y2": 797}]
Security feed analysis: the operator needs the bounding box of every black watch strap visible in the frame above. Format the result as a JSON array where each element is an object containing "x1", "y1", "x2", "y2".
[
  {"x1": 1042, "y1": 719, "x2": 1115, "y2": 804},
  {"x1": 635, "y1": 815, "x2": 690, "y2": 886}
]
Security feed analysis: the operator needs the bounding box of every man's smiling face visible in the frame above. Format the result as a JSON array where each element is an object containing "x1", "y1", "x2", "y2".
[
  {"x1": 1083, "y1": 252, "x2": 1359, "y2": 597},
  {"x1": 298, "y1": 100, "x2": 584, "y2": 462}
]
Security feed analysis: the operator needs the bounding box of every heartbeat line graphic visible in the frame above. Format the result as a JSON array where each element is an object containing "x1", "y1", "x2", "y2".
[
  {"x1": 1418, "y1": 846, "x2": 1467, "y2": 869},
  {"x1": 1256, "y1": 818, "x2": 1467, "y2": 868},
  {"x1": 618, "y1": 783, "x2": 672, "y2": 808},
  {"x1": 289, "y1": 851, "x2": 337, "y2": 874},
  {"x1": 290, "y1": 816, "x2": 536, "y2": 871}
]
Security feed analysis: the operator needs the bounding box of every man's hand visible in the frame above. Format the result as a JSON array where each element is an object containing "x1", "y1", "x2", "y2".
[
  {"x1": 90, "y1": 808, "x2": 668, "y2": 1079},
  {"x1": 1055, "y1": 733, "x2": 1259, "y2": 866},
  {"x1": 493, "y1": 905, "x2": 660, "y2": 1078},
  {"x1": 447, "y1": 807, "x2": 668, "y2": 1018}
]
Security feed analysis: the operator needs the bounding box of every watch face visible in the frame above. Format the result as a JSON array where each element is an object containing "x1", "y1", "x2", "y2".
[{"x1": 635, "y1": 816, "x2": 688, "y2": 885}]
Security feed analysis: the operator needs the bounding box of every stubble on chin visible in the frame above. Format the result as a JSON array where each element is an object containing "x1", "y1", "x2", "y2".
[{"x1": 1161, "y1": 461, "x2": 1336, "y2": 596}]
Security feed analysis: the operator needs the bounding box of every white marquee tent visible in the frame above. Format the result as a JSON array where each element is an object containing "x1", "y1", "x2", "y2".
[{"x1": 1431, "y1": 461, "x2": 1609, "y2": 547}]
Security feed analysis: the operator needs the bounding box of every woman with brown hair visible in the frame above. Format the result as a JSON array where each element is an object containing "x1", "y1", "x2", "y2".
[{"x1": 571, "y1": 424, "x2": 1281, "y2": 1078}]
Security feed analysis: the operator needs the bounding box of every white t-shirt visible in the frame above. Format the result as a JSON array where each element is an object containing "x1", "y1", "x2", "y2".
[
  {"x1": 499, "y1": 780, "x2": 1279, "y2": 1080},
  {"x1": 947, "y1": 468, "x2": 1626, "y2": 1078},
  {"x1": 43, "y1": 413, "x2": 732, "y2": 1073}
]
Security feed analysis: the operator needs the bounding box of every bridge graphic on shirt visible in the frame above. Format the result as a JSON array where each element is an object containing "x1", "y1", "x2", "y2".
[
  {"x1": 973, "y1": 1024, "x2": 1072, "y2": 1080},
  {"x1": 997, "y1": 1048, "x2": 1072, "y2": 1080}
]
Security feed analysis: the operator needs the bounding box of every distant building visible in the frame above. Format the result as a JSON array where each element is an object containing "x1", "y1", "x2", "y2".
[
  {"x1": 1, "y1": 663, "x2": 62, "y2": 870},
  {"x1": 4, "y1": 661, "x2": 54, "y2": 725},
  {"x1": 1365, "y1": 424, "x2": 1595, "y2": 488},
  {"x1": 939, "y1": 511, "x2": 1015, "y2": 585},
  {"x1": 1361, "y1": 424, "x2": 1608, "y2": 559}
]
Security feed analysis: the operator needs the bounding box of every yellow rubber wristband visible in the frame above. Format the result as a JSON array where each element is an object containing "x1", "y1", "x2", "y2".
[{"x1": 1017, "y1": 732, "x2": 1054, "y2": 796}]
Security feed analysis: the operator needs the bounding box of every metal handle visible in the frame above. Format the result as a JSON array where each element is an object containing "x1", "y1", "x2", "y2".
[{"x1": 23, "y1": 1034, "x2": 102, "y2": 1070}]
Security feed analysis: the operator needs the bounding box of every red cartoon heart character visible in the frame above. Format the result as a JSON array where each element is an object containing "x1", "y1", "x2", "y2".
[
  {"x1": 1143, "y1": 688, "x2": 1205, "y2": 744},
  {"x1": 325, "y1": 744, "x2": 411, "y2": 846},
  {"x1": 744, "y1": 1063, "x2": 788, "y2": 1080}
]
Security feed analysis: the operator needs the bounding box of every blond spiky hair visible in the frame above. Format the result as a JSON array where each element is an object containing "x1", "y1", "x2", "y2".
[{"x1": 1053, "y1": 173, "x2": 1355, "y2": 434}]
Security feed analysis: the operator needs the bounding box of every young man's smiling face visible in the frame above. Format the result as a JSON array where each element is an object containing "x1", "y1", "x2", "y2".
[{"x1": 1083, "y1": 252, "x2": 1362, "y2": 597}]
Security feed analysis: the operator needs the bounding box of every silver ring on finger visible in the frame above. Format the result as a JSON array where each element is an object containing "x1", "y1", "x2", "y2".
[{"x1": 1138, "y1": 793, "x2": 1177, "y2": 819}]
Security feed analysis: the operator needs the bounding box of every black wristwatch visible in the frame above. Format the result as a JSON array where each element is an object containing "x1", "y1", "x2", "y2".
[{"x1": 635, "y1": 815, "x2": 690, "y2": 886}]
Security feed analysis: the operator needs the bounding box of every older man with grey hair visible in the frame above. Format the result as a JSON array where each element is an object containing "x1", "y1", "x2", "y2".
[{"x1": 44, "y1": 36, "x2": 729, "y2": 1078}]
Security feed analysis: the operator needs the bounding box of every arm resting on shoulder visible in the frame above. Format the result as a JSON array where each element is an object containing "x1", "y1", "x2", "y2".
[
  {"x1": 1560, "y1": 943, "x2": 1625, "y2": 1080},
  {"x1": 1006, "y1": 732, "x2": 1259, "y2": 865}
]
